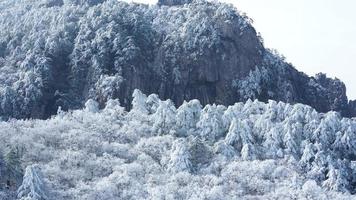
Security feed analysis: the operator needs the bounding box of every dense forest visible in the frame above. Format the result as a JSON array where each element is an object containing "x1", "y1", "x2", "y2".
[
  {"x1": 0, "y1": 90, "x2": 355, "y2": 199},
  {"x1": 0, "y1": 0, "x2": 355, "y2": 199}
]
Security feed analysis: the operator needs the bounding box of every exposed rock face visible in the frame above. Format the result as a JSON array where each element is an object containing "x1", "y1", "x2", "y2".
[
  {"x1": 349, "y1": 100, "x2": 356, "y2": 117},
  {"x1": 158, "y1": 0, "x2": 193, "y2": 6},
  {"x1": 0, "y1": 0, "x2": 355, "y2": 119}
]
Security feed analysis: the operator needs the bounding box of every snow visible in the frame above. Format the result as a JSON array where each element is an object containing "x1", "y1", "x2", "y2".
[
  {"x1": 17, "y1": 165, "x2": 48, "y2": 200},
  {"x1": 0, "y1": 89, "x2": 355, "y2": 199}
]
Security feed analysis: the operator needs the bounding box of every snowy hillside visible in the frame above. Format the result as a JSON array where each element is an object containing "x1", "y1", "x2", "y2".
[
  {"x1": 0, "y1": 0, "x2": 356, "y2": 199},
  {"x1": 0, "y1": 90, "x2": 355, "y2": 199}
]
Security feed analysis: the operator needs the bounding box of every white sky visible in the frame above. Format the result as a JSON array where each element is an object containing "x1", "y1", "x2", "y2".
[{"x1": 123, "y1": 0, "x2": 356, "y2": 99}]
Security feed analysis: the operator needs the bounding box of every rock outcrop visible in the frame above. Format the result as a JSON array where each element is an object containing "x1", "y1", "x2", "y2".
[
  {"x1": 158, "y1": 0, "x2": 193, "y2": 6},
  {"x1": 0, "y1": 0, "x2": 355, "y2": 119}
]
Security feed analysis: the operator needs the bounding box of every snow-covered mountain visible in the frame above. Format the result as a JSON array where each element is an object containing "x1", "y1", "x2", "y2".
[
  {"x1": 0, "y1": 90, "x2": 355, "y2": 199},
  {"x1": 0, "y1": 0, "x2": 355, "y2": 120},
  {"x1": 1, "y1": 0, "x2": 356, "y2": 199}
]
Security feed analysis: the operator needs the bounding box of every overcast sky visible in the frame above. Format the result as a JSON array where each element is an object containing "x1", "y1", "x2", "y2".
[{"x1": 123, "y1": 0, "x2": 356, "y2": 99}]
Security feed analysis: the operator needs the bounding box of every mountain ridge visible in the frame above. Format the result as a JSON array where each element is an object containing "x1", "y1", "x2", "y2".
[{"x1": 0, "y1": 0, "x2": 355, "y2": 120}]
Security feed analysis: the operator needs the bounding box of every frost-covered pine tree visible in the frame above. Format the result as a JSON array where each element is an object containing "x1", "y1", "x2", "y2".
[
  {"x1": 0, "y1": 87, "x2": 18, "y2": 119},
  {"x1": 263, "y1": 127, "x2": 283, "y2": 158},
  {"x1": 93, "y1": 74, "x2": 123, "y2": 104},
  {"x1": 300, "y1": 143, "x2": 315, "y2": 170},
  {"x1": 283, "y1": 121, "x2": 302, "y2": 158},
  {"x1": 222, "y1": 102, "x2": 244, "y2": 128},
  {"x1": 308, "y1": 144, "x2": 328, "y2": 182},
  {"x1": 188, "y1": 137, "x2": 212, "y2": 170},
  {"x1": 214, "y1": 141, "x2": 236, "y2": 159},
  {"x1": 224, "y1": 118, "x2": 241, "y2": 151},
  {"x1": 146, "y1": 93, "x2": 161, "y2": 114},
  {"x1": 332, "y1": 131, "x2": 344, "y2": 155},
  {"x1": 4, "y1": 147, "x2": 23, "y2": 189},
  {"x1": 234, "y1": 67, "x2": 264, "y2": 101},
  {"x1": 103, "y1": 99, "x2": 126, "y2": 123},
  {"x1": 131, "y1": 89, "x2": 148, "y2": 115},
  {"x1": 340, "y1": 126, "x2": 356, "y2": 158},
  {"x1": 17, "y1": 165, "x2": 48, "y2": 200},
  {"x1": 322, "y1": 162, "x2": 350, "y2": 193},
  {"x1": 196, "y1": 104, "x2": 226, "y2": 141},
  {"x1": 241, "y1": 143, "x2": 256, "y2": 161},
  {"x1": 225, "y1": 118, "x2": 256, "y2": 158},
  {"x1": 84, "y1": 99, "x2": 99, "y2": 113},
  {"x1": 175, "y1": 100, "x2": 202, "y2": 137},
  {"x1": 151, "y1": 100, "x2": 177, "y2": 135},
  {"x1": 238, "y1": 119, "x2": 255, "y2": 145},
  {"x1": 167, "y1": 139, "x2": 192, "y2": 173},
  {"x1": 313, "y1": 112, "x2": 340, "y2": 149}
]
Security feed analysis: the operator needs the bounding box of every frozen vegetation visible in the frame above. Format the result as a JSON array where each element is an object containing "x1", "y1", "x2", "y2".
[
  {"x1": 0, "y1": 90, "x2": 355, "y2": 199},
  {"x1": 0, "y1": 0, "x2": 356, "y2": 199}
]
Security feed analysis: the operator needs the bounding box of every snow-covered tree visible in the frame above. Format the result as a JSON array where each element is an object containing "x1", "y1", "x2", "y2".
[
  {"x1": 222, "y1": 102, "x2": 244, "y2": 127},
  {"x1": 188, "y1": 137, "x2": 212, "y2": 171},
  {"x1": 312, "y1": 112, "x2": 340, "y2": 149},
  {"x1": 213, "y1": 140, "x2": 236, "y2": 160},
  {"x1": 283, "y1": 120, "x2": 303, "y2": 158},
  {"x1": 263, "y1": 127, "x2": 283, "y2": 158},
  {"x1": 167, "y1": 139, "x2": 192, "y2": 173},
  {"x1": 233, "y1": 67, "x2": 267, "y2": 101},
  {"x1": 151, "y1": 100, "x2": 177, "y2": 135},
  {"x1": 0, "y1": 90, "x2": 354, "y2": 198},
  {"x1": 131, "y1": 89, "x2": 148, "y2": 115},
  {"x1": 3, "y1": 147, "x2": 23, "y2": 189},
  {"x1": 322, "y1": 163, "x2": 350, "y2": 193},
  {"x1": 175, "y1": 100, "x2": 202, "y2": 137},
  {"x1": 196, "y1": 104, "x2": 226, "y2": 141},
  {"x1": 84, "y1": 99, "x2": 99, "y2": 113},
  {"x1": 225, "y1": 118, "x2": 241, "y2": 148},
  {"x1": 241, "y1": 143, "x2": 256, "y2": 161},
  {"x1": 93, "y1": 74, "x2": 123, "y2": 105},
  {"x1": 146, "y1": 93, "x2": 161, "y2": 115},
  {"x1": 340, "y1": 126, "x2": 356, "y2": 158},
  {"x1": 299, "y1": 143, "x2": 315, "y2": 170},
  {"x1": 17, "y1": 165, "x2": 48, "y2": 200}
]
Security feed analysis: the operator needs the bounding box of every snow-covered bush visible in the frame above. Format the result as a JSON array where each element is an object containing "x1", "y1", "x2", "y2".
[{"x1": 0, "y1": 89, "x2": 355, "y2": 199}]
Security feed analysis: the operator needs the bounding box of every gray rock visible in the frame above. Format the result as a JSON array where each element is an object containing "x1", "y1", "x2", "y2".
[{"x1": 158, "y1": 0, "x2": 193, "y2": 6}]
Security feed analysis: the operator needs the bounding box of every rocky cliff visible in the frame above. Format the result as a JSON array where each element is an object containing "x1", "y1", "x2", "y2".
[
  {"x1": 0, "y1": 0, "x2": 355, "y2": 119},
  {"x1": 158, "y1": 0, "x2": 193, "y2": 6}
]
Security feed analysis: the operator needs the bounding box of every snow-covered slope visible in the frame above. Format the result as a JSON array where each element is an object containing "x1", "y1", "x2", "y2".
[{"x1": 0, "y1": 90, "x2": 355, "y2": 199}]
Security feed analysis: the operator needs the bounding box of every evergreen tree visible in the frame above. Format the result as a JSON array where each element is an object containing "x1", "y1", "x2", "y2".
[
  {"x1": 17, "y1": 165, "x2": 48, "y2": 200},
  {"x1": 4, "y1": 147, "x2": 23, "y2": 189},
  {"x1": 175, "y1": 100, "x2": 202, "y2": 137},
  {"x1": 188, "y1": 137, "x2": 212, "y2": 171},
  {"x1": 214, "y1": 140, "x2": 236, "y2": 160},
  {"x1": 241, "y1": 143, "x2": 256, "y2": 161},
  {"x1": 283, "y1": 121, "x2": 302, "y2": 158},
  {"x1": 84, "y1": 99, "x2": 99, "y2": 113},
  {"x1": 322, "y1": 163, "x2": 349, "y2": 193},
  {"x1": 167, "y1": 139, "x2": 192, "y2": 173},
  {"x1": 146, "y1": 93, "x2": 160, "y2": 115},
  {"x1": 300, "y1": 143, "x2": 315, "y2": 170},
  {"x1": 263, "y1": 127, "x2": 283, "y2": 158},
  {"x1": 341, "y1": 126, "x2": 356, "y2": 158},
  {"x1": 151, "y1": 100, "x2": 177, "y2": 135},
  {"x1": 131, "y1": 89, "x2": 148, "y2": 115},
  {"x1": 196, "y1": 104, "x2": 226, "y2": 142}
]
